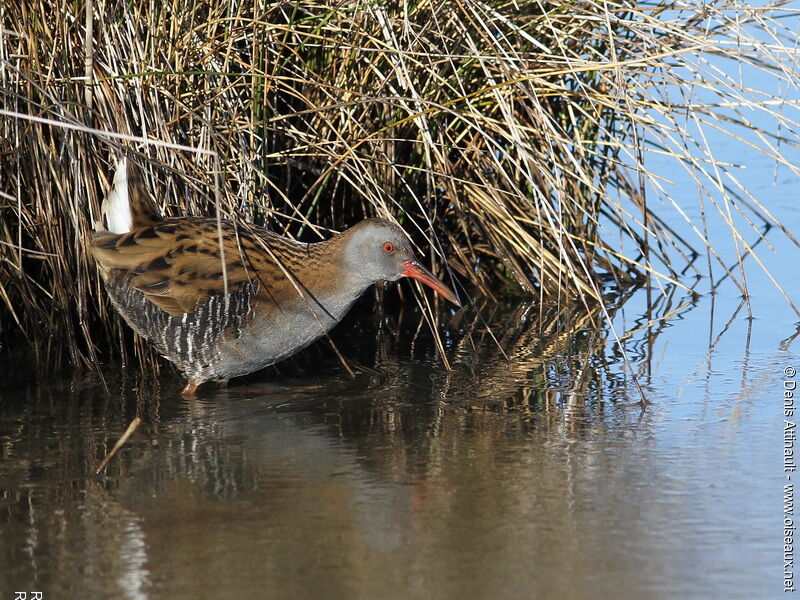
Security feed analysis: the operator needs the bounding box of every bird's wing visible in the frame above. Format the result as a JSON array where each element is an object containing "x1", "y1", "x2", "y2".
[{"x1": 92, "y1": 218, "x2": 295, "y2": 316}]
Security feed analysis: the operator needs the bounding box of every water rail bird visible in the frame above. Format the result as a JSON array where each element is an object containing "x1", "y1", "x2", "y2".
[{"x1": 91, "y1": 158, "x2": 460, "y2": 395}]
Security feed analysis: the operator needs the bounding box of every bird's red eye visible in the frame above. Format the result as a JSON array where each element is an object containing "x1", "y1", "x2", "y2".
[{"x1": 383, "y1": 242, "x2": 394, "y2": 253}]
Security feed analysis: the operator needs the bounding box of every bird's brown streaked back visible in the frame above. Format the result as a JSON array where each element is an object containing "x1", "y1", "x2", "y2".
[{"x1": 94, "y1": 218, "x2": 295, "y2": 315}]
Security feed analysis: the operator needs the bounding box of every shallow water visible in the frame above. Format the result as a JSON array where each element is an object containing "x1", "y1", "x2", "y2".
[{"x1": 1, "y1": 280, "x2": 796, "y2": 599}]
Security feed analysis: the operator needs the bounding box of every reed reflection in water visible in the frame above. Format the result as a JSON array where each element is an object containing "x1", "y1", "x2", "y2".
[{"x1": 0, "y1": 294, "x2": 775, "y2": 599}]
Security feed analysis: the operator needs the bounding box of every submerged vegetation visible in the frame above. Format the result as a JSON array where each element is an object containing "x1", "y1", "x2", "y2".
[{"x1": 0, "y1": 1, "x2": 798, "y2": 370}]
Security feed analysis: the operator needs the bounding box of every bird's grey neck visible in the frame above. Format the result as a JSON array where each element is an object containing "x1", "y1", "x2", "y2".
[
  {"x1": 309, "y1": 228, "x2": 374, "y2": 291},
  {"x1": 303, "y1": 267, "x2": 371, "y2": 321}
]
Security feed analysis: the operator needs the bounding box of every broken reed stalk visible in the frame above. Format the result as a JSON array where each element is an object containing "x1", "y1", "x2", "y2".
[
  {"x1": 0, "y1": 1, "x2": 798, "y2": 374},
  {"x1": 96, "y1": 416, "x2": 142, "y2": 474}
]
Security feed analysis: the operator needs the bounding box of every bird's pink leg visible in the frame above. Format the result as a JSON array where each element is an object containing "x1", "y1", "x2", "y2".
[{"x1": 181, "y1": 380, "x2": 200, "y2": 398}]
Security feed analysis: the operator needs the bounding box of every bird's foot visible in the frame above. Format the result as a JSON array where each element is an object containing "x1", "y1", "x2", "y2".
[{"x1": 181, "y1": 380, "x2": 200, "y2": 398}]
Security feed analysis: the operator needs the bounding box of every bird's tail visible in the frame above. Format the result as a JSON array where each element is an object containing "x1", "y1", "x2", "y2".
[{"x1": 97, "y1": 157, "x2": 162, "y2": 233}]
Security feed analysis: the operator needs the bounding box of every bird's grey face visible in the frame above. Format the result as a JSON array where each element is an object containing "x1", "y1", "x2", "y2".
[{"x1": 345, "y1": 220, "x2": 460, "y2": 306}]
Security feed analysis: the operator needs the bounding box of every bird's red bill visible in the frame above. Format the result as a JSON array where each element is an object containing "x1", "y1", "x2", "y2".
[{"x1": 400, "y1": 260, "x2": 461, "y2": 307}]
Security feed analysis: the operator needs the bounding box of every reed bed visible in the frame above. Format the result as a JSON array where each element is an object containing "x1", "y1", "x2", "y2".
[{"x1": 0, "y1": 1, "x2": 798, "y2": 370}]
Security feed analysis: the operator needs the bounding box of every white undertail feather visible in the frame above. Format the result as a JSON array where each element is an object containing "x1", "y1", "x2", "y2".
[{"x1": 101, "y1": 157, "x2": 132, "y2": 233}]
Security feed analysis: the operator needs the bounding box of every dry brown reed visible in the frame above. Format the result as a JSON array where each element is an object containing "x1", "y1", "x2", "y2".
[{"x1": 0, "y1": 1, "x2": 798, "y2": 371}]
